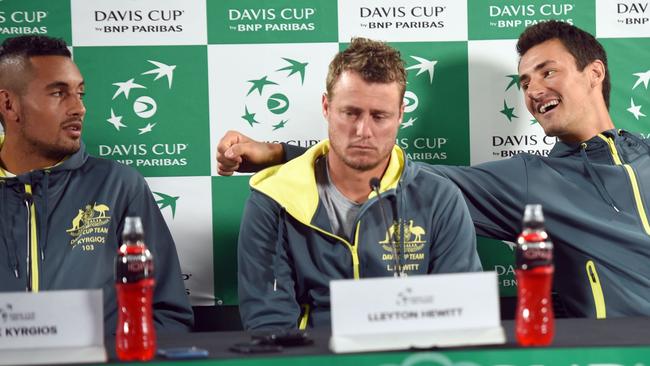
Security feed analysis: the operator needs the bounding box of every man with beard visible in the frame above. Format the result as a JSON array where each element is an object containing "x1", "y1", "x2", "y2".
[
  {"x1": 236, "y1": 37, "x2": 481, "y2": 330},
  {"x1": 0, "y1": 35, "x2": 193, "y2": 334},
  {"x1": 218, "y1": 21, "x2": 650, "y2": 319}
]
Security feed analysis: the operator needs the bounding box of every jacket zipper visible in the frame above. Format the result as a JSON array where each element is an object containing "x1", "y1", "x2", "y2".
[
  {"x1": 585, "y1": 260, "x2": 606, "y2": 319},
  {"x1": 24, "y1": 184, "x2": 39, "y2": 292},
  {"x1": 598, "y1": 134, "x2": 650, "y2": 235},
  {"x1": 307, "y1": 222, "x2": 361, "y2": 279},
  {"x1": 298, "y1": 304, "x2": 310, "y2": 330},
  {"x1": 298, "y1": 222, "x2": 362, "y2": 329}
]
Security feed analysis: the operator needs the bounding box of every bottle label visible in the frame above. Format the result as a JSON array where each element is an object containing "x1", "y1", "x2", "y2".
[
  {"x1": 516, "y1": 241, "x2": 553, "y2": 270},
  {"x1": 115, "y1": 254, "x2": 154, "y2": 283}
]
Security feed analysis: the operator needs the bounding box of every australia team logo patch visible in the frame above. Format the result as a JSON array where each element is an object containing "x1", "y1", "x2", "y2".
[
  {"x1": 378, "y1": 219, "x2": 427, "y2": 253},
  {"x1": 66, "y1": 203, "x2": 112, "y2": 248}
]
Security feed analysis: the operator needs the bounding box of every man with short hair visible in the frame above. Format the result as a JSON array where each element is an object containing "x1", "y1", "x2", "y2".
[
  {"x1": 0, "y1": 35, "x2": 193, "y2": 334},
  {"x1": 218, "y1": 21, "x2": 650, "y2": 318},
  {"x1": 237, "y1": 37, "x2": 481, "y2": 330}
]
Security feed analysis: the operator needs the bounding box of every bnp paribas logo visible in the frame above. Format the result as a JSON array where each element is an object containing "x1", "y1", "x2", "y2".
[
  {"x1": 400, "y1": 55, "x2": 437, "y2": 130},
  {"x1": 240, "y1": 57, "x2": 308, "y2": 132},
  {"x1": 626, "y1": 68, "x2": 650, "y2": 121},
  {"x1": 106, "y1": 60, "x2": 176, "y2": 136},
  {"x1": 154, "y1": 191, "x2": 179, "y2": 218},
  {"x1": 499, "y1": 74, "x2": 537, "y2": 125}
]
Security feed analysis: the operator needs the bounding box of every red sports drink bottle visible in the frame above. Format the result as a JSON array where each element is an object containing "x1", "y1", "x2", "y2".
[
  {"x1": 115, "y1": 216, "x2": 156, "y2": 360},
  {"x1": 515, "y1": 204, "x2": 554, "y2": 346}
]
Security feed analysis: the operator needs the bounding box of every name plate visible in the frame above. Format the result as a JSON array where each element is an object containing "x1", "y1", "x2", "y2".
[
  {"x1": 330, "y1": 272, "x2": 505, "y2": 353},
  {"x1": 0, "y1": 289, "x2": 106, "y2": 365}
]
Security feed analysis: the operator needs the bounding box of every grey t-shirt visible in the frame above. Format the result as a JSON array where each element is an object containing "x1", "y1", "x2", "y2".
[{"x1": 315, "y1": 156, "x2": 362, "y2": 241}]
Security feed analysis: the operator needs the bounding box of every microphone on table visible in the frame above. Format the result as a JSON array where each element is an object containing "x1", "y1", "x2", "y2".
[{"x1": 369, "y1": 177, "x2": 405, "y2": 277}]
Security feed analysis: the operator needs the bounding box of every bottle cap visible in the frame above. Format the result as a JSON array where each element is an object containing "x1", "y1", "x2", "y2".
[
  {"x1": 522, "y1": 204, "x2": 544, "y2": 224},
  {"x1": 122, "y1": 216, "x2": 144, "y2": 241}
]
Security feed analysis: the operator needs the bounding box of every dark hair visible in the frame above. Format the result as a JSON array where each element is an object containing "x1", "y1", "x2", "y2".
[
  {"x1": 326, "y1": 37, "x2": 406, "y2": 102},
  {"x1": 0, "y1": 35, "x2": 70, "y2": 59},
  {"x1": 0, "y1": 36, "x2": 71, "y2": 127},
  {"x1": 517, "y1": 20, "x2": 610, "y2": 109}
]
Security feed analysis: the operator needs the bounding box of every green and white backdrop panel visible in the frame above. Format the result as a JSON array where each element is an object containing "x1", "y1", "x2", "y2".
[{"x1": 1, "y1": 0, "x2": 648, "y2": 305}]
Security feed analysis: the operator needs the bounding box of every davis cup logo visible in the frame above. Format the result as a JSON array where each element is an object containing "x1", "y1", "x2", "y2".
[
  {"x1": 380, "y1": 352, "x2": 480, "y2": 366},
  {"x1": 627, "y1": 68, "x2": 650, "y2": 121},
  {"x1": 401, "y1": 55, "x2": 437, "y2": 130},
  {"x1": 241, "y1": 57, "x2": 308, "y2": 132},
  {"x1": 106, "y1": 60, "x2": 176, "y2": 136}
]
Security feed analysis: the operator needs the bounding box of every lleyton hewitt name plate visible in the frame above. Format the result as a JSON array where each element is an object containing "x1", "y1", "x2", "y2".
[{"x1": 329, "y1": 271, "x2": 505, "y2": 353}]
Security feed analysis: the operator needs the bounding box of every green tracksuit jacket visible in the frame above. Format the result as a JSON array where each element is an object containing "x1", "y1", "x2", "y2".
[
  {"x1": 238, "y1": 140, "x2": 482, "y2": 330},
  {"x1": 0, "y1": 138, "x2": 193, "y2": 334}
]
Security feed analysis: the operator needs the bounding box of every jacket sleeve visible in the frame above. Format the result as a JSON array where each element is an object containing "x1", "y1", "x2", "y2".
[
  {"x1": 238, "y1": 190, "x2": 300, "y2": 330},
  {"x1": 122, "y1": 177, "x2": 194, "y2": 332},
  {"x1": 427, "y1": 179, "x2": 482, "y2": 273},
  {"x1": 424, "y1": 157, "x2": 528, "y2": 241},
  {"x1": 281, "y1": 143, "x2": 308, "y2": 163}
]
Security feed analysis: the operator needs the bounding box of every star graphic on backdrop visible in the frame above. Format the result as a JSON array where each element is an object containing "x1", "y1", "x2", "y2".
[
  {"x1": 505, "y1": 74, "x2": 521, "y2": 91},
  {"x1": 141, "y1": 60, "x2": 176, "y2": 89},
  {"x1": 246, "y1": 76, "x2": 278, "y2": 96},
  {"x1": 405, "y1": 56, "x2": 437, "y2": 84},
  {"x1": 632, "y1": 69, "x2": 650, "y2": 90},
  {"x1": 276, "y1": 58, "x2": 308, "y2": 85},
  {"x1": 502, "y1": 241, "x2": 517, "y2": 251},
  {"x1": 500, "y1": 100, "x2": 518, "y2": 122},
  {"x1": 154, "y1": 191, "x2": 180, "y2": 218},
  {"x1": 242, "y1": 106, "x2": 260, "y2": 127},
  {"x1": 106, "y1": 109, "x2": 127, "y2": 130},
  {"x1": 400, "y1": 117, "x2": 417, "y2": 129},
  {"x1": 272, "y1": 119, "x2": 288, "y2": 130},
  {"x1": 530, "y1": 118, "x2": 539, "y2": 125},
  {"x1": 111, "y1": 78, "x2": 145, "y2": 100},
  {"x1": 627, "y1": 98, "x2": 647, "y2": 120},
  {"x1": 138, "y1": 122, "x2": 156, "y2": 135}
]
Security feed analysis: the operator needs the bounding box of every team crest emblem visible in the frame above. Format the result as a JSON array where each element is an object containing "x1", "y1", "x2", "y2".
[
  {"x1": 378, "y1": 219, "x2": 427, "y2": 253},
  {"x1": 66, "y1": 203, "x2": 112, "y2": 248}
]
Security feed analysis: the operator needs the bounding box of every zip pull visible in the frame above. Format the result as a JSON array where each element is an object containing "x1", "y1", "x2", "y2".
[
  {"x1": 14, "y1": 268, "x2": 19, "y2": 278},
  {"x1": 24, "y1": 190, "x2": 33, "y2": 205}
]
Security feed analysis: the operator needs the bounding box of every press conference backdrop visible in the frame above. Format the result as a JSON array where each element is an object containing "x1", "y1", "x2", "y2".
[{"x1": 1, "y1": 0, "x2": 648, "y2": 306}]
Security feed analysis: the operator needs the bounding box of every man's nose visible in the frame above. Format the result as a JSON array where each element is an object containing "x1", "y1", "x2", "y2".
[
  {"x1": 355, "y1": 115, "x2": 372, "y2": 137},
  {"x1": 525, "y1": 79, "x2": 544, "y2": 101},
  {"x1": 68, "y1": 95, "x2": 86, "y2": 117}
]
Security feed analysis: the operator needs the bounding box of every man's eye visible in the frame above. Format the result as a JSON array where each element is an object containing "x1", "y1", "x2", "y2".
[{"x1": 545, "y1": 70, "x2": 556, "y2": 77}]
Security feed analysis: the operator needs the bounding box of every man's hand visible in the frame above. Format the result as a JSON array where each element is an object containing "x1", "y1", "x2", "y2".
[{"x1": 216, "y1": 130, "x2": 284, "y2": 176}]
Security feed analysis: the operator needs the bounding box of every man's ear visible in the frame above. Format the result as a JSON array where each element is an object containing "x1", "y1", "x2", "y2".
[
  {"x1": 322, "y1": 92, "x2": 329, "y2": 118},
  {"x1": 588, "y1": 59, "x2": 606, "y2": 89},
  {"x1": 0, "y1": 90, "x2": 20, "y2": 126}
]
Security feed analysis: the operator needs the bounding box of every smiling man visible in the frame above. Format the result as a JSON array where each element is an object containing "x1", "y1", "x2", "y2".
[
  {"x1": 237, "y1": 37, "x2": 481, "y2": 330},
  {"x1": 0, "y1": 35, "x2": 193, "y2": 334},
  {"x1": 218, "y1": 21, "x2": 650, "y2": 319}
]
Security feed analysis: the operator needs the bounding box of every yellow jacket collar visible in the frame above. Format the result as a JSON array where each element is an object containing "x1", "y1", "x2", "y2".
[{"x1": 250, "y1": 139, "x2": 405, "y2": 224}]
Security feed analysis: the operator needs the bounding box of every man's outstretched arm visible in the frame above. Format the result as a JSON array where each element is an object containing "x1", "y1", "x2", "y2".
[{"x1": 216, "y1": 130, "x2": 287, "y2": 175}]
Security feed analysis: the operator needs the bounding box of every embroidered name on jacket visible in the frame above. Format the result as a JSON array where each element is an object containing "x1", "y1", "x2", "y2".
[{"x1": 66, "y1": 203, "x2": 111, "y2": 249}]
